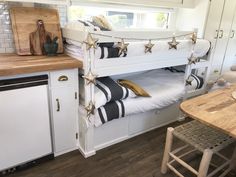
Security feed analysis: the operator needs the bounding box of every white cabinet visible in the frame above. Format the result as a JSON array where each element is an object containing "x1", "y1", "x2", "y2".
[
  {"x1": 204, "y1": 0, "x2": 236, "y2": 79},
  {"x1": 49, "y1": 69, "x2": 79, "y2": 156},
  {"x1": 222, "y1": 9, "x2": 236, "y2": 73},
  {"x1": 0, "y1": 68, "x2": 79, "y2": 171}
]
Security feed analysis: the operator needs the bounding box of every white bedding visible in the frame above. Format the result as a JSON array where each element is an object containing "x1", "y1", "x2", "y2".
[
  {"x1": 65, "y1": 39, "x2": 210, "y2": 60},
  {"x1": 94, "y1": 69, "x2": 186, "y2": 127}
]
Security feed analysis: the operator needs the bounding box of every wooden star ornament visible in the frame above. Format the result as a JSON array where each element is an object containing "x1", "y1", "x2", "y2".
[
  {"x1": 191, "y1": 32, "x2": 197, "y2": 44},
  {"x1": 188, "y1": 53, "x2": 199, "y2": 65},
  {"x1": 185, "y1": 77, "x2": 193, "y2": 86},
  {"x1": 117, "y1": 39, "x2": 129, "y2": 56},
  {"x1": 84, "y1": 33, "x2": 98, "y2": 50},
  {"x1": 83, "y1": 70, "x2": 98, "y2": 85},
  {"x1": 145, "y1": 40, "x2": 155, "y2": 53},
  {"x1": 168, "y1": 36, "x2": 179, "y2": 50},
  {"x1": 85, "y1": 101, "x2": 95, "y2": 118}
]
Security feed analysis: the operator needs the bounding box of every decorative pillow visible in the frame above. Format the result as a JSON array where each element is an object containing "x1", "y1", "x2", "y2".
[
  {"x1": 190, "y1": 73, "x2": 204, "y2": 89},
  {"x1": 92, "y1": 15, "x2": 113, "y2": 31},
  {"x1": 117, "y1": 79, "x2": 151, "y2": 97},
  {"x1": 185, "y1": 73, "x2": 204, "y2": 91},
  {"x1": 95, "y1": 77, "x2": 136, "y2": 108}
]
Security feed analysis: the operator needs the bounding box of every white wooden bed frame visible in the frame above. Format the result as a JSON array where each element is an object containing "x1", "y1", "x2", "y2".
[{"x1": 62, "y1": 28, "x2": 211, "y2": 157}]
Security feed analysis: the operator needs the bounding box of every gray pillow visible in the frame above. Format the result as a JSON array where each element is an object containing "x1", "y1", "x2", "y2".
[{"x1": 231, "y1": 65, "x2": 236, "y2": 71}]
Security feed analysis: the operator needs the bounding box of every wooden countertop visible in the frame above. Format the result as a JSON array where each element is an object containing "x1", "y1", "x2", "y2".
[
  {"x1": 0, "y1": 54, "x2": 83, "y2": 77},
  {"x1": 180, "y1": 84, "x2": 236, "y2": 138}
]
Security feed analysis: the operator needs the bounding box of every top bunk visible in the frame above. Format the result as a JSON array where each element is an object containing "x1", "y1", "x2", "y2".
[{"x1": 62, "y1": 21, "x2": 211, "y2": 77}]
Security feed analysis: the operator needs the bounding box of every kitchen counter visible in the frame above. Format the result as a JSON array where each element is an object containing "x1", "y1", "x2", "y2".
[{"x1": 0, "y1": 54, "x2": 83, "y2": 77}]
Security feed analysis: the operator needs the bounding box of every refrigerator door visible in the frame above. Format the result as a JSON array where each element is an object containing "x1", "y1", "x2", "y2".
[{"x1": 0, "y1": 76, "x2": 52, "y2": 171}]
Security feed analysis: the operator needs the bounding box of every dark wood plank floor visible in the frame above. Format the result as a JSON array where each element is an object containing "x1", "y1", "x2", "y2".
[{"x1": 6, "y1": 120, "x2": 236, "y2": 177}]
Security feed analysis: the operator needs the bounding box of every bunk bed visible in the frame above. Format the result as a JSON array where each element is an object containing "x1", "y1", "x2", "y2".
[{"x1": 62, "y1": 22, "x2": 211, "y2": 157}]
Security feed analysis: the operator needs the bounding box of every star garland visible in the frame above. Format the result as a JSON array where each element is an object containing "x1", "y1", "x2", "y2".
[
  {"x1": 116, "y1": 39, "x2": 129, "y2": 56},
  {"x1": 83, "y1": 32, "x2": 197, "y2": 54},
  {"x1": 85, "y1": 101, "x2": 95, "y2": 118},
  {"x1": 191, "y1": 32, "x2": 197, "y2": 44},
  {"x1": 168, "y1": 36, "x2": 180, "y2": 50},
  {"x1": 145, "y1": 40, "x2": 155, "y2": 53},
  {"x1": 83, "y1": 70, "x2": 98, "y2": 85},
  {"x1": 185, "y1": 77, "x2": 193, "y2": 86},
  {"x1": 84, "y1": 33, "x2": 99, "y2": 50},
  {"x1": 188, "y1": 53, "x2": 199, "y2": 65}
]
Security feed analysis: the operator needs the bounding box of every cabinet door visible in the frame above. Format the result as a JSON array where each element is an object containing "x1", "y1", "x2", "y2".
[
  {"x1": 50, "y1": 69, "x2": 79, "y2": 155},
  {"x1": 0, "y1": 85, "x2": 52, "y2": 170},
  {"x1": 222, "y1": 7, "x2": 236, "y2": 72},
  {"x1": 51, "y1": 88, "x2": 78, "y2": 154},
  {"x1": 204, "y1": 0, "x2": 225, "y2": 43},
  {"x1": 52, "y1": 89, "x2": 78, "y2": 153},
  {"x1": 204, "y1": 0, "x2": 225, "y2": 79},
  {"x1": 207, "y1": 0, "x2": 236, "y2": 78}
]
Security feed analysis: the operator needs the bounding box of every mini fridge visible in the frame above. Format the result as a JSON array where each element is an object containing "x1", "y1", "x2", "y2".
[{"x1": 0, "y1": 75, "x2": 53, "y2": 171}]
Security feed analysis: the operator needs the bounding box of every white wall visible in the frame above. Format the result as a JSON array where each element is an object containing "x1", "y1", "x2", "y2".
[{"x1": 175, "y1": 0, "x2": 210, "y2": 38}]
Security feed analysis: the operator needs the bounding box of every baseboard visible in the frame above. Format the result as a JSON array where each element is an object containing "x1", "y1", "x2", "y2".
[
  {"x1": 78, "y1": 145, "x2": 96, "y2": 158},
  {"x1": 54, "y1": 147, "x2": 78, "y2": 157},
  {"x1": 95, "y1": 135, "x2": 129, "y2": 151}
]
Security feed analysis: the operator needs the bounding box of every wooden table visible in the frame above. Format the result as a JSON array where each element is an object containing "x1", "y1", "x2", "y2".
[
  {"x1": 180, "y1": 84, "x2": 236, "y2": 170},
  {"x1": 180, "y1": 85, "x2": 236, "y2": 138}
]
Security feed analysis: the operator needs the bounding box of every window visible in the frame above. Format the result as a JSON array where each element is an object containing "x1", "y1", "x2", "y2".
[{"x1": 68, "y1": 5, "x2": 171, "y2": 30}]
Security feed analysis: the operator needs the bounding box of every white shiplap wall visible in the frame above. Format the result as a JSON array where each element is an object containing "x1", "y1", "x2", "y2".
[{"x1": 0, "y1": 2, "x2": 67, "y2": 54}]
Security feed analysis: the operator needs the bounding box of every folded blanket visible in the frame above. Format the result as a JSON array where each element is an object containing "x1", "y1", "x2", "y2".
[{"x1": 96, "y1": 100, "x2": 125, "y2": 125}]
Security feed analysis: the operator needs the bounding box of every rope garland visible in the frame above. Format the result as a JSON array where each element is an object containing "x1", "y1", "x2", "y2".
[{"x1": 89, "y1": 32, "x2": 195, "y2": 41}]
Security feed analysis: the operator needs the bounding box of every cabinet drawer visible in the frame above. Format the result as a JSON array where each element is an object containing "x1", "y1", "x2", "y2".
[{"x1": 50, "y1": 69, "x2": 78, "y2": 89}]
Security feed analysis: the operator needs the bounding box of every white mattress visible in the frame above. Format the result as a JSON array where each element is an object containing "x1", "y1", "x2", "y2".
[
  {"x1": 94, "y1": 69, "x2": 186, "y2": 127},
  {"x1": 65, "y1": 39, "x2": 210, "y2": 60}
]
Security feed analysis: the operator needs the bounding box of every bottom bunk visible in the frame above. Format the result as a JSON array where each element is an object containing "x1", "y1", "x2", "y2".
[
  {"x1": 78, "y1": 102, "x2": 181, "y2": 158},
  {"x1": 77, "y1": 68, "x2": 205, "y2": 157}
]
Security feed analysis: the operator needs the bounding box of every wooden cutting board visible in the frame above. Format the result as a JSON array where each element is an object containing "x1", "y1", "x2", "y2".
[{"x1": 10, "y1": 7, "x2": 63, "y2": 56}]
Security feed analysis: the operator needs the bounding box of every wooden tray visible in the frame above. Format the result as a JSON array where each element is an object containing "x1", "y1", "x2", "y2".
[{"x1": 10, "y1": 7, "x2": 63, "y2": 55}]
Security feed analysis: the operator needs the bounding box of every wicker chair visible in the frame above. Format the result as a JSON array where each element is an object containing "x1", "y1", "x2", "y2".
[{"x1": 161, "y1": 120, "x2": 235, "y2": 177}]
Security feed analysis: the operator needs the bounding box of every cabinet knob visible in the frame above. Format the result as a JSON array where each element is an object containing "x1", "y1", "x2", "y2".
[
  {"x1": 58, "y1": 75, "x2": 68, "y2": 82},
  {"x1": 214, "y1": 69, "x2": 219, "y2": 73}
]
